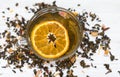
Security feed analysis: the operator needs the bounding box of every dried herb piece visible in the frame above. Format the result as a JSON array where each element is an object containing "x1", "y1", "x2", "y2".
[
  {"x1": 15, "y1": 13, "x2": 18, "y2": 17},
  {"x1": 43, "y1": 66, "x2": 49, "y2": 74},
  {"x1": 2, "y1": 16, "x2": 5, "y2": 18},
  {"x1": 25, "y1": 6, "x2": 28, "y2": 10},
  {"x1": 7, "y1": 7, "x2": 10, "y2": 10},
  {"x1": 66, "y1": 69, "x2": 77, "y2": 77},
  {"x1": 53, "y1": 1, "x2": 57, "y2": 6},
  {"x1": 89, "y1": 12, "x2": 96, "y2": 21},
  {"x1": 86, "y1": 75, "x2": 90, "y2": 77},
  {"x1": 80, "y1": 60, "x2": 90, "y2": 68},
  {"x1": 81, "y1": 52, "x2": 89, "y2": 58},
  {"x1": 77, "y1": 4, "x2": 80, "y2": 6},
  {"x1": 102, "y1": 25, "x2": 110, "y2": 31},
  {"x1": 0, "y1": 45, "x2": 2, "y2": 49},
  {"x1": 43, "y1": 73, "x2": 48, "y2": 77},
  {"x1": 109, "y1": 52, "x2": 115, "y2": 61},
  {"x1": 12, "y1": 70, "x2": 16, "y2": 73},
  {"x1": 1, "y1": 11, "x2": 5, "y2": 14},
  {"x1": 15, "y1": 3, "x2": 19, "y2": 7},
  {"x1": 2, "y1": 30, "x2": 7, "y2": 38},
  {"x1": 89, "y1": 53, "x2": 93, "y2": 56},
  {"x1": 50, "y1": 64, "x2": 54, "y2": 67},
  {"x1": 35, "y1": 70, "x2": 42, "y2": 77},
  {"x1": 1, "y1": 65, "x2": 8, "y2": 68},
  {"x1": 104, "y1": 64, "x2": 112, "y2": 74},
  {"x1": 91, "y1": 63, "x2": 96, "y2": 68},
  {"x1": 33, "y1": 69, "x2": 37, "y2": 75},
  {"x1": 19, "y1": 68, "x2": 23, "y2": 72}
]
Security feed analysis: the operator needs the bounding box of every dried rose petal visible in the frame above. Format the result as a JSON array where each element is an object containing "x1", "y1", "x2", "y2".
[
  {"x1": 58, "y1": 11, "x2": 69, "y2": 19},
  {"x1": 102, "y1": 24, "x2": 110, "y2": 31}
]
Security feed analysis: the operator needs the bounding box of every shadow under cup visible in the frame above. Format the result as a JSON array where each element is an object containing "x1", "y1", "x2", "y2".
[{"x1": 26, "y1": 6, "x2": 83, "y2": 61}]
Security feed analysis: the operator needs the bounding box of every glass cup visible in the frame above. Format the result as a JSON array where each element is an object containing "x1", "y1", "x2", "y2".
[{"x1": 26, "y1": 6, "x2": 83, "y2": 61}]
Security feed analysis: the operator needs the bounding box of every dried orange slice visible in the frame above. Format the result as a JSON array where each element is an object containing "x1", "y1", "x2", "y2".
[{"x1": 30, "y1": 21, "x2": 69, "y2": 59}]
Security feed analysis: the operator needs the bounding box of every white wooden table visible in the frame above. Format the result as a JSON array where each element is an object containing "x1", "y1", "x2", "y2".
[{"x1": 0, "y1": 0, "x2": 120, "y2": 77}]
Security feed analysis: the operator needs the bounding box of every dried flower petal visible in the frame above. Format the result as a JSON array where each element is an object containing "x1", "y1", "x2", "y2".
[
  {"x1": 104, "y1": 49, "x2": 109, "y2": 55},
  {"x1": 59, "y1": 11, "x2": 69, "y2": 19},
  {"x1": 8, "y1": 48, "x2": 14, "y2": 53},
  {"x1": 90, "y1": 31, "x2": 98, "y2": 37}
]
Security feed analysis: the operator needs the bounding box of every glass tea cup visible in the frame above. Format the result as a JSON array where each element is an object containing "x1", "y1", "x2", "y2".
[{"x1": 26, "y1": 6, "x2": 83, "y2": 61}]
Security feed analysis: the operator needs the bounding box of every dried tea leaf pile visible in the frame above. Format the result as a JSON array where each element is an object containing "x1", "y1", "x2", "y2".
[{"x1": 0, "y1": 1, "x2": 119, "y2": 77}]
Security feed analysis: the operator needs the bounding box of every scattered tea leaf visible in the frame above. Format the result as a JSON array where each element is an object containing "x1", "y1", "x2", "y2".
[
  {"x1": 80, "y1": 60, "x2": 90, "y2": 68},
  {"x1": 104, "y1": 64, "x2": 112, "y2": 74}
]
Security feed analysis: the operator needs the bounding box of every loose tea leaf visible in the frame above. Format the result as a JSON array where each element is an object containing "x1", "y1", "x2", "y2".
[
  {"x1": 80, "y1": 60, "x2": 90, "y2": 68},
  {"x1": 66, "y1": 69, "x2": 77, "y2": 77},
  {"x1": 104, "y1": 64, "x2": 112, "y2": 74},
  {"x1": 109, "y1": 51, "x2": 115, "y2": 61},
  {"x1": 86, "y1": 75, "x2": 90, "y2": 77},
  {"x1": 15, "y1": 3, "x2": 19, "y2": 7},
  {"x1": 12, "y1": 70, "x2": 16, "y2": 73},
  {"x1": 77, "y1": 4, "x2": 80, "y2": 6}
]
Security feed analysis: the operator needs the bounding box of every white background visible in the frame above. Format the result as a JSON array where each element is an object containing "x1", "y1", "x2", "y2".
[{"x1": 0, "y1": 0, "x2": 120, "y2": 77}]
